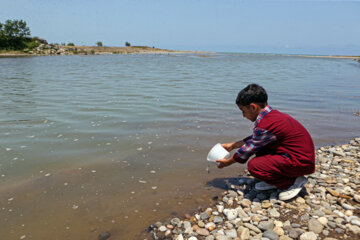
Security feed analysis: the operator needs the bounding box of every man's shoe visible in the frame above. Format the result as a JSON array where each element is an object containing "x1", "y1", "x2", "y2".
[
  {"x1": 255, "y1": 181, "x2": 278, "y2": 191},
  {"x1": 279, "y1": 176, "x2": 308, "y2": 201}
]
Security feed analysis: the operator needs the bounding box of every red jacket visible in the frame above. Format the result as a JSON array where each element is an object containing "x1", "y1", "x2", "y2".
[{"x1": 256, "y1": 110, "x2": 315, "y2": 172}]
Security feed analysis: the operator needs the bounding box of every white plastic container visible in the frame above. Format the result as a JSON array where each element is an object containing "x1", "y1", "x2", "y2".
[{"x1": 207, "y1": 143, "x2": 230, "y2": 163}]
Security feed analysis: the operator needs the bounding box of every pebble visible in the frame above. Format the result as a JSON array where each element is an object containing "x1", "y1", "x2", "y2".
[
  {"x1": 308, "y1": 219, "x2": 323, "y2": 234},
  {"x1": 258, "y1": 220, "x2": 274, "y2": 231},
  {"x1": 263, "y1": 230, "x2": 279, "y2": 240},
  {"x1": 300, "y1": 231, "x2": 317, "y2": 240},
  {"x1": 224, "y1": 229, "x2": 237, "y2": 238},
  {"x1": 98, "y1": 232, "x2": 111, "y2": 240},
  {"x1": 196, "y1": 228, "x2": 210, "y2": 236}
]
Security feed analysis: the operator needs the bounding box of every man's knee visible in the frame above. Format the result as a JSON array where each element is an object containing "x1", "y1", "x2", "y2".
[{"x1": 247, "y1": 158, "x2": 259, "y2": 174}]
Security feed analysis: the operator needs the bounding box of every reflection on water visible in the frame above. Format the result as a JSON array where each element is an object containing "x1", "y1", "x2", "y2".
[{"x1": 0, "y1": 54, "x2": 360, "y2": 239}]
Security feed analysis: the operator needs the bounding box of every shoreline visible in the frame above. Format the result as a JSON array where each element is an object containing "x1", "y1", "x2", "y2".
[
  {"x1": 1, "y1": 48, "x2": 358, "y2": 60},
  {"x1": 288, "y1": 54, "x2": 360, "y2": 61},
  {"x1": 147, "y1": 138, "x2": 360, "y2": 240},
  {"x1": 0, "y1": 46, "x2": 212, "y2": 58}
]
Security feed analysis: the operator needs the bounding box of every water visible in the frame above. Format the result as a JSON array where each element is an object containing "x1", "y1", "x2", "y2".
[{"x1": 0, "y1": 53, "x2": 359, "y2": 239}]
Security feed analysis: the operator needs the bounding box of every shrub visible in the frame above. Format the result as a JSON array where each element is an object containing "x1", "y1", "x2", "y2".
[
  {"x1": 96, "y1": 41, "x2": 103, "y2": 47},
  {"x1": 67, "y1": 42, "x2": 75, "y2": 46},
  {"x1": 125, "y1": 41, "x2": 131, "y2": 47}
]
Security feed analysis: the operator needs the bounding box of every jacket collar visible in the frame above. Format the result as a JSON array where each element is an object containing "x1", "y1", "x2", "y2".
[{"x1": 254, "y1": 105, "x2": 272, "y2": 128}]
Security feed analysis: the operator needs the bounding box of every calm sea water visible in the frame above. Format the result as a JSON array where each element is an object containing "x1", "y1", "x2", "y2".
[{"x1": 0, "y1": 54, "x2": 360, "y2": 239}]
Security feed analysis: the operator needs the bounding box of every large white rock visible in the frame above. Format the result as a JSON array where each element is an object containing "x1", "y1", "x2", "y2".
[{"x1": 223, "y1": 208, "x2": 238, "y2": 221}]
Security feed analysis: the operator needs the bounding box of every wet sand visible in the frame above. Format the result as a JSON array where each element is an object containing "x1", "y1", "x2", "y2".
[{"x1": 0, "y1": 158, "x2": 245, "y2": 240}]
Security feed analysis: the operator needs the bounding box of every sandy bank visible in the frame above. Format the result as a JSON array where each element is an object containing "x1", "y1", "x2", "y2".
[
  {"x1": 0, "y1": 46, "x2": 212, "y2": 57},
  {"x1": 289, "y1": 54, "x2": 360, "y2": 61}
]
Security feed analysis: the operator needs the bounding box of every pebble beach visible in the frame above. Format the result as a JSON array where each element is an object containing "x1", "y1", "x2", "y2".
[{"x1": 147, "y1": 138, "x2": 360, "y2": 240}]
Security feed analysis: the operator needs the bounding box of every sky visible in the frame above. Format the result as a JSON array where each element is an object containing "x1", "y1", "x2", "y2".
[{"x1": 1, "y1": 0, "x2": 360, "y2": 55}]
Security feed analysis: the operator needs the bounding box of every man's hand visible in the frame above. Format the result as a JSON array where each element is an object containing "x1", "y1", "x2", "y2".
[{"x1": 216, "y1": 157, "x2": 236, "y2": 169}]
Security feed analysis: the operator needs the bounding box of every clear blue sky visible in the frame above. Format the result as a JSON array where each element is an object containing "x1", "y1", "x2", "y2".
[{"x1": 1, "y1": 0, "x2": 360, "y2": 55}]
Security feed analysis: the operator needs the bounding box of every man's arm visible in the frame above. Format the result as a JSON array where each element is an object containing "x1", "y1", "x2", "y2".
[{"x1": 221, "y1": 140, "x2": 245, "y2": 152}]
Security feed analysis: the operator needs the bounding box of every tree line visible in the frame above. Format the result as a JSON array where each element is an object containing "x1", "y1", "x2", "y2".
[
  {"x1": 0, "y1": 19, "x2": 40, "y2": 50},
  {"x1": 1, "y1": 19, "x2": 136, "y2": 52}
]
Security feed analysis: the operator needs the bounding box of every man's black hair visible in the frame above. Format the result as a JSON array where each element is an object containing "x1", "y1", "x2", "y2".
[{"x1": 236, "y1": 84, "x2": 268, "y2": 107}]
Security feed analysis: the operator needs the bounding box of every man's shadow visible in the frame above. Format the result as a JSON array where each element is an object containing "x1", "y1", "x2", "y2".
[{"x1": 206, "y1": 176, "x2": 308, "y2": 201}]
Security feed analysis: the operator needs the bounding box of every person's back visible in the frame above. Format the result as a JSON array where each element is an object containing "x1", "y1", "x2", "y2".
[{"x1": 256, "y1": 109, "x2": 315, "y2": 170}]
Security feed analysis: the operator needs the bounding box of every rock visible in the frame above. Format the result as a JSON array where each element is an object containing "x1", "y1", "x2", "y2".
[
  {"x1": 263, "y1": 230, "x2": 279, "y2": 240},
  {"x1": 200, "y1": 212, "x2": 210, "y2": 220},
  {"x1": 268, "y1": 208, "x2": 280, "y2": 218},
  {"x1": 318, "y1": 217, "x2": 328, "y2": 226},
  {"x1": 213, "y1": 216, "x2": 223, "y2": 224},
  {"x1": 274, "y1": 220, "x2": 283, "y2": 228},
  {"x1": 205, "y1": 222, "x2": 215, "y2": 229},
  {"x1": 227, "y1": 190, "x2": 238, "y2": 198},
  {"x1": 312, "y1": 210, "x2": 324, "y2": 217},
  {"x1": 341, "y1": 203, "x2": 356, "y2": 210},
  {"x1": 196, "y1": 228, "x2": 210, "y2": 236},
  {"x1": 354, "y1": 194, "x2": 360, "y2": 203},
  {"x1": 331, "y1": 150, "x2": 346, "y2": 157},
  {"x1": 262, "y1": 202, "x2": 272, "y2": 209},
  {"x1": 171, "y1": 218, "x2": 181, "y2": 227},
  {"x1": 296, "y1": 197, "x2": 306, "y2": 204},
  {"x1": 183, "y1": 221, "x2": 191, "y2": 230},
  {"x1": 223, "y1": 209, "x2": 238, "y2": 221},
  {"x1": 300, "y1": 231, "x2": 317, "y2": 240},
  {"x1": 175, "y1": 234, "x2": 184, "y2": 240},
  {"x1": 289, "y1": 229, "x2": 299, "y2": 239},
  {"x1": 326, "y1": 188, "x2": 339, "y2": 197},
  {"x1": 300, "y1": 214, "x2": 310, "y2": 222},
  {"x1": 308, "y1": 219, "x2": 323, "y2": 234},
  {"x1": 217, "y1": 205, "x2": 224, "y2": 213},
  {"x1": 237, "y1": 226, "x2": 250, "y2": 240},
  {"x1": 243, "y1": 223, "x2": 261, "y2": 233},
  {"x1": 205, "y1": 236, "x2": 215, "y2": 240},
  {"x1": 258, "y1": 220, "x2": 274, "y2": 231},
  {"x1": 98, "y1": 232, "x2": 111, "y2": 240},
  {"x1": 225, "y1": 229, "x2": 237, "y2": 238},
  {"x1": 348, "y1": 224, "x2": 360, "y2": 234},
  {"x1": 236, "y1": 207, "x2": 249, "y2": 218},
  {"x1": 350, "y1": 218, "x2": 360, "y2": 227},
  {"x1": 252, "y1": 215, "x2": 261, "y2": 222},
  {"x1": 335, "y1": 228, "x2": 344, "y2": 234},
  {"x1": 273, "y1": 227, "x2": 284, "y2": 236},
  {"x1": 159, "y1": 226, "x2": 167, "y2": 232},
  {"x1": 279, "y1": 236, "x2": 292, "y2": 240},
  {"x1": 241, "y1": 199, "x2": 252, "y2": 208},
  {"x1": 198, "y1": 221, "x2": 205, "y2": 228},
  {"x1": 188, "y1": 237, "x2": 198, "y2": 240}
]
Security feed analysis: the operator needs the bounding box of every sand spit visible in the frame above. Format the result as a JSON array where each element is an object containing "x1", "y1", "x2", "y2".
[
  {"x1": 289, "y1": 55, "x2": 360, "y2": 61},
  {"x1": 147, "y1": 138, "x2": 360, "y2": 240},
  {"x1": 0, "y1": 46, "x2": 211, "y2": 57}
]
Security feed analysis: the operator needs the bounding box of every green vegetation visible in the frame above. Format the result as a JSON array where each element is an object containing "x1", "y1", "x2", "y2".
[
  {"x1": 96, "y1": 41, "x2": 103, "y2": 47},
  {"x1": 0, "y1": 19, "x2": 41, "y2": 51},
  {"x1": 67, "y1": 42, "x2": 75, "y2": 46},
  {"x1": 125, "y1": 41, "x2": 131, "y2": 47}
]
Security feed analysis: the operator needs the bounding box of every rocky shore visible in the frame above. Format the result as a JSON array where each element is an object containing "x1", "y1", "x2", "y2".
[
  {"x1": 0, "y1": 44, "x2": 207, "y2": 57},
  {"x1": 147, "y1": 138, "x2": 360, "y2": 240}
]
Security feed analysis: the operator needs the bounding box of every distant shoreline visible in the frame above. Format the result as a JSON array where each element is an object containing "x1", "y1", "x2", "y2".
[
  {"x1": 0, "y1": 48, "x2": 359, "y2": 61},
  {"x1": 288, "y1": 54, "x2": 360, "y2": 61},
  {"x1": 0, "y1": 45, "x2": 211, "y2": 58}
]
